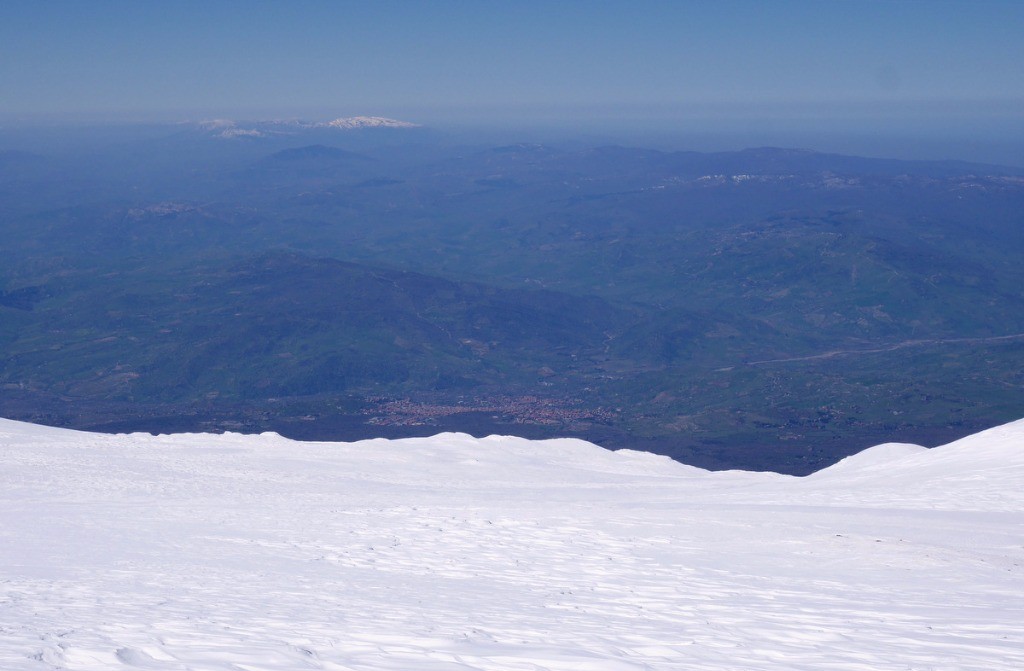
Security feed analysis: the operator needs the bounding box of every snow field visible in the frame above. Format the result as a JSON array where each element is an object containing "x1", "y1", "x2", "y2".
[{"x1": 1, "y1": 419, "x2": 1022, "y2": 670}]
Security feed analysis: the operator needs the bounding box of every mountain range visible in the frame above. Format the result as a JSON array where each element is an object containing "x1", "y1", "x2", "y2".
[
  {"x1": 1, "y1": 123, "x2": 1022, "y2": 472},
  {"x1": 192, "y1": 116, "x2": 421, "y2": 138}
]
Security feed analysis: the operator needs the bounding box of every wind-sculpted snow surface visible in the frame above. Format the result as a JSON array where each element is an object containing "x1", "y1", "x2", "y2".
[{"x1": 1, "y1": 419, "x2": 1022, "y2": 670}]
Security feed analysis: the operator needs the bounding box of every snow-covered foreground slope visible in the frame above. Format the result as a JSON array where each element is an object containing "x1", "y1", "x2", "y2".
[{"x1": 1, "y1": 419, "x2": 1022, "y2": 670}]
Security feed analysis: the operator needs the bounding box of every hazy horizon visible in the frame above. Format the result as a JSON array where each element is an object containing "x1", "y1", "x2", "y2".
[
  {"x1": 2, "y1": 109, "x2": 1022, "y2": 168},
  {"x1": 3, "y1": 1, "x2": 1022, "y2": 165}
]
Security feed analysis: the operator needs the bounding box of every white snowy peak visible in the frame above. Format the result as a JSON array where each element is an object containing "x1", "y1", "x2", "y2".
[
  {"x1": 189, "y1": 116, "x2": 421, "y2": 138},
  {"x1": 321, "y1": 116, "x2": 421, "y2": 129}
]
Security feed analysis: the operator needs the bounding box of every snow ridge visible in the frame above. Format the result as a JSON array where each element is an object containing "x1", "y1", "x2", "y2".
[{"x1": 1, "y1": 418, "x2": 1022, "y2": 670}]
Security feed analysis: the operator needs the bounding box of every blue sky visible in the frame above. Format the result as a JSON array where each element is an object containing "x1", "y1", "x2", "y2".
[{"x1": 1, "y1": 1, "x2": 1022, "y2": 160}]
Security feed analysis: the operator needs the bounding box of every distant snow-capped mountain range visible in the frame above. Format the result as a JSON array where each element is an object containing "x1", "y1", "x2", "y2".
[
  {"x1": 193, "y1": 116, "x2": 420, "y2": 138},
  {"x1": 323, "y1": 116, "x2": 420, "y2": 129}
]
